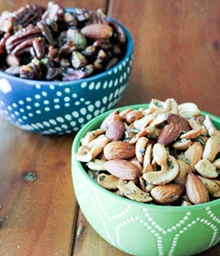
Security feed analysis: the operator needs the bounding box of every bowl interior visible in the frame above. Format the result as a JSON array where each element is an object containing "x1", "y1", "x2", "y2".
[
  {"x1": 0, "y1": 11, "x2": 134, "y2": 86},
  {"x1": 72, "y1": 104, "x2": 220, "y2": 210}
]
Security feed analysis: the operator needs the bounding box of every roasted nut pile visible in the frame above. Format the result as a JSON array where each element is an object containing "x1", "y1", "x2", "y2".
[
  {"x1": 75, "y1": 98, "x2": 220, "y2": 206},
  {"x1": 0, "y1": 2, "x2": 126, "y2": 81}
]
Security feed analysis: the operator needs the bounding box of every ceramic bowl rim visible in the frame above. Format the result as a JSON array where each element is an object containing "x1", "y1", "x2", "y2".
[
  {"x1": 72, "y1": 103, "x2": 220, "y2": 212},
  {"x1": 0, "y1": 9, "x2": 134, "y2": 87}
]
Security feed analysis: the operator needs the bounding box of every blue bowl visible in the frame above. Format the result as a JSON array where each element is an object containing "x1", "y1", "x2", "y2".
[{"x1": 0, "y1": 13, "x2": 133, "y2": 135}]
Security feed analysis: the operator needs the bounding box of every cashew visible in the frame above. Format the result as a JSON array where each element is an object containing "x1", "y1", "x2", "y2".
[
  {"x1": 181, "y1": 199, "x2": 192, "y2": 206},
  {"x1": 118, "y1": 180, "x2": 152, "y2": 202},
  {"x1": 148, "y1": 98, "x2": 178, "y2": 115},
  {"x1": 87, "y1": 158, "x2": 106, "y2": 171},
  {"x1": 139, "y1": 176, "x2": 147, "y2": 192},
  {"x1": 152, "y1": 143, "x2": 168, "y2": 166},
  {"x1": 144, "y1": 126, "x2": 161, "y2": 139},
  {"x1": 135, "y1": 137, "x2": 149, "y2": 163},
  {"x1": 80, "y1": 128, "x2": 105, "y2": 145},
  {"x1": 180, "y1": 128, "x2": 203, "y2": 140},
  {"x1": 129, "y1": 125, "x2": 160, "y2": 144},
  {"x1": 184, "y1": 142, "x2": 203, "y2": 171},
  {"x1": 172, "y1": 139, "x2": 192, "y2": 150},
  {"x1": 166, "y1": 98, "x2": 179, "y2": 114},
  {"x1": 174, "y1": 159, "x2": 192, "y2": 185},
  {"x1": 198, "y1": 175, "x2": 220, "y2": 194},
  {"x1": 203, "y1": 135, "x2": 220, "y2": 162},
  {"x1": 133, "y1": 114, "x2": 154, "y2": 130},
  {"x1": 119, "y1": 108, "x2": 133, "y2": 119},
  {"x1": 143, "y1": 144, "x2": 153, "y2": 169},
  {"x1": 195, "y1": 158, "x2": 218, "y2": 178},
  {"x1": 213, "y1": 158, "x2": 220, "y2": 168},
  {"x1": 75, "y1": 145, "x2": 93, "y2": 162},
  {"x1": 143, "y1": 154, "x2": 179, "y2": 185},
  {"x1": 88, "y1": 135, "x2": 109, "y2": 156},
  {"x1": 75, "y1": 134, "x2": 109, "y2": 162},
  {"x1": 145, "y1": 182, "x2": 155, "y2": 193},
  {"x1": 139, "y1": 176, "x2": 155, "y2": 192},
  {"x1": 150, "y1": 113, "x2": 167, "y2": 126},
  {"x1": 142, "y1": 164, "x2": 154, "y2": 174},
  {"x1": 213, "y1": 190, "x2": 220, "y2": 198},
  {"x1": 188, "y1": 118, "x2": 207, "y2": 136},
  {"x1": 129, "y1": 129, "x2": 148, "y2": 144},
  {"x1": 130, "y1": 157, "x2": 143, "y2": 171},
  {"x1": 97, "y1": 173, "x2": 120, "y2": 190},
  {"x1": 178, "y1": 102, "x2": 200, "y2": 117},
  {"x1": 148, "y1": 99, "x2": 165, "y2": 114},
  {"x1": 213, "y1": 179, "x2": 220, "y2": 187},
  {"x1": 86, "y1": 133, "x2": 108, "y2": 149},
  {"x1": 203, "y1": 115, "x2": 219, "y2": 136}
]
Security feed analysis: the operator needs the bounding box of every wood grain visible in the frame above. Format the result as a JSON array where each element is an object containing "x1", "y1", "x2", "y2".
[
  {"x1": 109, "y1": 0, "x2": 220, "y2": 116},
  {"x1": 0, "y1": 115, "x2": 77, "y2": 256},
  {"x1": 0, "y1": 0, "x2": 107, "y2": 12},
  {"x1": 72, "y1": 209, "x2": 127, "y2": 256},
  {"x1": 0, "y1": 1, "x2": 220, "y2": 255}
]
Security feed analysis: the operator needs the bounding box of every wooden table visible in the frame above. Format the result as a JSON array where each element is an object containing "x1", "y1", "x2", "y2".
[
  {"x1": 0, "y1": 115, "x2": 219, "y2": 256},
  {"x1": 0, "y1": 1, "x2": 220, "y2": 255},
  {"x1": 0, "y1": 113, "x2": 220, "y2": 256}
]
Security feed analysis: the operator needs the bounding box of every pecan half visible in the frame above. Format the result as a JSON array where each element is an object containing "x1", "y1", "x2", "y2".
[
  {"x1": 0, "y1": 32, "x2": 10, "y2": 54},
  {"x1": 8, "y1": 4, "x2": 45, "y2": 32},
  {"x1": 32, "y1": 37, "x2": 46, "y2": 59},
  {"x1": 5, "y1": 24, "x2": 41, "y2": 54},
  {"x1": 37, "y1": 21, "x2": 56, "y2": 45}
]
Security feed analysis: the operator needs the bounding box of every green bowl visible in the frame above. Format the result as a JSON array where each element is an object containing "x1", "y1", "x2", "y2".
[{"x1": 71, "y1": 104, "x2": 220, "y2": 256}]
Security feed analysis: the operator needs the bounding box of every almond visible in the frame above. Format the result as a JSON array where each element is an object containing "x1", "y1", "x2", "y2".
[
  {"x1": 104, "y1": 141, "x2": 135, "y2": 160},
  {"x1": 157, "y1": 122, "x2": 181, "y2": 145},
  {"x1": 104, "y1": 159, "x2": 141, "y2": 180},
  {"x1": 105, "y1": 120, "x2": 125, "y2": 141},
  {"x1": 151, "y1": 184, "x2": 185, "y2": 204},
  {"x1": 186, "y1": 172, "x2": 209, "y2": 204},
  {"x1": 81, "y1": 24, "x2": 113, "y2": 40},
  {"x1": 125, "y1": 109, "x2": 144, "y2": 124},
  {"x1": 184, "y1": 142, "x2": 203, "y2": 171},
  {"x1": 167, "y1": 113, "x2": 191, "y2": 132},
  {"x1": 100, "y1": 110, "x2": 119, "y2": 130}
]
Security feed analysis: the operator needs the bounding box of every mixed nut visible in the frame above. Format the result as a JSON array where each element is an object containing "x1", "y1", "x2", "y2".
[
  {"x1": 0, "y1": 2, "x2": 127, "y2": 81},
  {"x1": 75, "y1": 98, "x2": 220, "y2": 206}
]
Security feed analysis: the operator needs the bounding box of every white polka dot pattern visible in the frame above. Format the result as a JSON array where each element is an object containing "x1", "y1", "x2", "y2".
[
  {"x1": 74, "y1": 179, "x2": 220, "y2": 256},
  {"x1": 0, "y1": 56, "x2": 133, "y2": 134}
]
